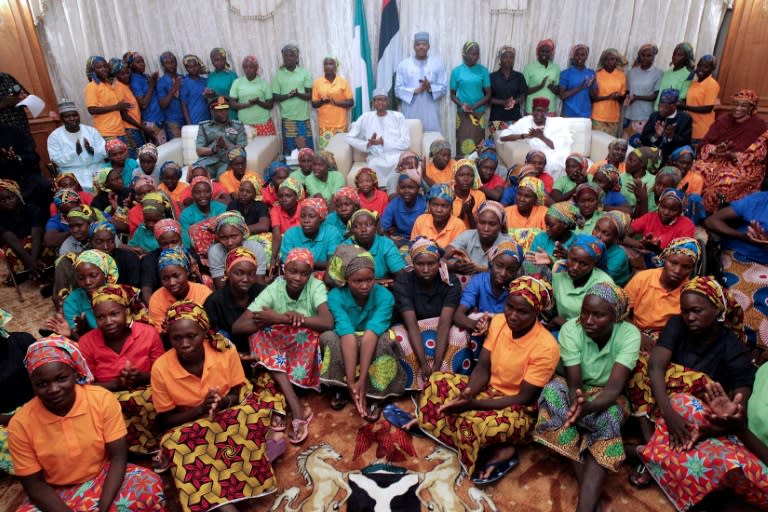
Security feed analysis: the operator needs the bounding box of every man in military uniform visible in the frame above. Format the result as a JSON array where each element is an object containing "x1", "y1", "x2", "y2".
[{"x1": 195, "y1": 96, "x2": 247, "y2": 178}]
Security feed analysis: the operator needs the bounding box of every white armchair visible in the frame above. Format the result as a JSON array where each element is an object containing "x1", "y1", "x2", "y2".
[
  {"x1": 325, "y1": 119, "x2": 444, "y2": 186},
  {"x1": 494, "y1": 117, "x2": 616, "y2": 170},
  {"x1": 155, "y1": 124, "x2": 280, "y2": 180}
]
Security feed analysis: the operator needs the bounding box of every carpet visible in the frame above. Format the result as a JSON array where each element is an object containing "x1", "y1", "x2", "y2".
[{"x1": 0, "y1": 271, "x2": 674, "y2": 512}]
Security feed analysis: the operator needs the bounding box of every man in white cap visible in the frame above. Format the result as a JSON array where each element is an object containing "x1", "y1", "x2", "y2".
[
  {"x1": 395, "y1": 32, "x2": 447, "y2": 132},
  {"x1": 345, "y1": 89, "x2": 410, "y2": 189},
  {"x1": 46, "y1": 99, "x2": 107, "y2": 191}
]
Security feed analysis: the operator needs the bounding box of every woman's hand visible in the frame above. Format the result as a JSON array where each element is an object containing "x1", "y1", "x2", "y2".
[
  {"x1": 663, "y1": 409, "x2": 696, "y2": 451},
  {"x1": 747, "y1": 220, "x2": 768, "y2": 246},
  {"x1": 418, "y1": 357, "x2": 433, "y2": 383},
  {"x1": 526, "y1": 248, "x2": 553, "y2": 266},
  {"x1": 252, "y1": 307, "x2": 285, "y2": 325},
  {"x1": 563, "y1": 388, "x2": 586, "y2": 428},
  {"x1": 283, "y1": 311, "x2": 305, "y2": 327},
  {"x1": 702, "y1": 382, "x2": 746, "y2": 434},
  {"x1": 45, "y1": 313, "x2": 72, "y2": 337},
  {"x1": 439, "y1": 387, "x2": 476, "y2": 415},
  {"x1": 471, "y1": 314, "x2": 491, "y2": 336}
]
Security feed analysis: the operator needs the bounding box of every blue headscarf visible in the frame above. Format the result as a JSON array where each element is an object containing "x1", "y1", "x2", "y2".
[
  {"x1": 427, "y1": 183, "x2": 454, "y2": 203},
  {"x1": 570, "y1": 234, "x2": 607, "y2": 269},
  {"x1": 85, "y1": 55, "x2": 107, "y2": 83},
  {"x1": 659, "y1": 88, "x2": 680, "y2": 104},
  {"x1": 264, "y1": 161, "x2": 290, "y2": 185},
  {"x1": 158, "y1": 247, "x2": 190, "y2": 272},
  {"x1": 160, "y1": 161, "x2": 183, "y2": 178},
  {"x1": 670, "y1": 145, "x2": 694, "y2": 162}
]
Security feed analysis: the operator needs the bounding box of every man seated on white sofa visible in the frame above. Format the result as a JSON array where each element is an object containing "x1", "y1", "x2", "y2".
[
  {"x1": 345, "y1": 88, "x2": 410, "y2": 189},
  {"x1": 194, "y1": 96, "x2": 247, "y2": 179},
  {"x1": 497, "y1": 97, "x2": 572, "y2": 180}
]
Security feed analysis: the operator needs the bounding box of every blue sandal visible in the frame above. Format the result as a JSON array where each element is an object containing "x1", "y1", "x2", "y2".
[
  {"x1": 383, "y1": 404, "x2": 425, "y2": 437},
  {"x1": 471, "y1": 453, "x2": 520, "y2": 485}
]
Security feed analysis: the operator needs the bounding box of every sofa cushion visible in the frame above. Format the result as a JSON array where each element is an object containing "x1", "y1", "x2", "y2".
[
  {"x1": 352, "y1": 118, "x2": 424, "y2": 163},
  {"x1": 176, "y1": 124, "x2": 278, "y2": 174}
]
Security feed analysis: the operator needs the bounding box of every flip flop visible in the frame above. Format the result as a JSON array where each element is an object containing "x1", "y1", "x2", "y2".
[
  {"x1": 383, "y1": 404, "x2": 426, "y2": 437},
  {"x1": 270, "y1": 413, "x2": 286, "y2": 432},
  {"x1": 266, "y1": 436, "x2": 287, "y2": 462},
  {"x1": 365, "y1": 401, "x2": 382, "y2": 423},
  {"x1": 471, "y1": 453, "x2": 520, "y2": 485},
  {"x1": 629, "y1": 463, "x2": 652, "y2": 489},
  {"x1": 289, "y1": 409, "x2": 314, "y2": 445},
  {"x1": 329, "y1": 390, "x2": 349, "y2": 410}
]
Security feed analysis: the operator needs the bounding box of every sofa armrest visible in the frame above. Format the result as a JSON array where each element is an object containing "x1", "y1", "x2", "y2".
[
  {"x1": 156, "y1": 138, "x2": 183, "y2": 167},
  {"x1": 245, "y1": 136, "x2": 280, "y2": 175},
  {"x1": 422, "y1": 131, "x2": 443, "y2": 160},
  {"x1": 495, "y1": 138, "x2": 531, "y2": 170},
  {"x1": 590, "y1": 130, "x2": 615, "y2": 161},
  {"x1": 326, "y1": 133, "x2": 354, "y2": 178}
]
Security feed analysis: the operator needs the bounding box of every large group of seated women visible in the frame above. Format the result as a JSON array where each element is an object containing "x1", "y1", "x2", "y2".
[{"x1": 0, "y1": 41, "x2": 767, "y2": 512}]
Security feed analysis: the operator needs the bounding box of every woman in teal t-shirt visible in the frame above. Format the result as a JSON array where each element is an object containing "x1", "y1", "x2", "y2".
[{"x1": 450, "y1": 41, "x2": 491, "y2": 157}]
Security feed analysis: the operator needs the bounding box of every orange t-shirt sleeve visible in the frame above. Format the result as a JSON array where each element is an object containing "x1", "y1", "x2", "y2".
[
  {"x1": 148, "y1": 329, "x2": 165, "y2": 365},
  {"x1": 410, "y1": 215, "x2": 426, "y2": 240},
  {"x1": 7, "y1": 413, "x2": 42, "y2": 477},
  {"x1": 226, "y1": 346, "x2": 247, "y2": 387},
  {"x1": 99, "y1": 389, "x2": 128, "y2": 443},
  {"x1": 483, "y1": 315, "x2": 506, "y2": 354},
  {"x1": 522, "y1": 333, "x2": 560, "y2": 388},
  {"x1": 311, "y1": 80, "x2": 321, "y2": 102},
  {"x1": 147, "y1": 293, "x2": 167, "y2": 330},
  {"x1": 84, "y1": 82, "x2": 99, "y2": 108},
  {"x1": 150, "y1": 358, "x2": 175, "y2": 413}
]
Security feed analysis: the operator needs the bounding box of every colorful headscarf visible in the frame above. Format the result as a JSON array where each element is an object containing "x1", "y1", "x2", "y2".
[
  {"x1": 141, "y1": 192, "x2": 171, "y2": 214},
  {"x1": 285, "y1": 247, "x2": 314, "y2": 268},
  {"x1": 399, "y1": 164, "x2": 423, "y2": 185},
  {"x1": 153, "y1": 218, "x2": 182, "y2": 240},
  {"x1": 599, "y1": 210, "x2": 630, "y2": 239},
  {"x1": 53, "y1": 173, "x2": 81, "y2": 190},
  {"x1": 210, "y1": 48, "x2": 230, "y2": 69},
  {"x1": 633, "y1": 44, "x2": 658, "y2": 67},
  {"x1": 683, "y1": 276, "x2": 745, "y2": 342},
  {"x1": 164, "y1": 300, "x2": 231, "y2": 350},
  {"x1": 109, "y1": 58, "x2": 124, "y2": 77},
  {"x1": 427, "y1": 183, "x2": 454, "y2": 203},
  {"x1": 75, "y1": 249, "x2": 119, "y2": 284},
  {"x1": 453, "y1": 159, "x2": 481, "y2": 189},
  {"x1": 733, "y1": 89, "x2": 759, "y2": 109},
  {"x1": 462, "y1": 41, "x2": 480, "y2": 56},
  {"x1": 316, "y1": 151, "x2": 338, "y2": 171},
  {"x1": 348, "y1": 208, "x2": 378, "y2": 230},
  {"x1": 159, "y1": 51, "x2": 177, "y2": 65},
  {"x1": 574, "y1": 181, "x2": 606, "y2": 203},
  {"x1": 597, "y1": 48, "x2": 628, "y2": 70},
  {"x1": 584, "y1": 282, "x2": 630, "y2": 321},
  {"x1": 565, "y1": 153, "x2": 589, "y2": 173},
  {"x1": 132, "y1": 175, "x2": 155, "y2": 193},
  {"x1": 509, "y1": 227, "x2": 542, "y2": 252},
  {"x1": 242, "y1": 55, "x2": 259, "y2": 70},
  {"x1": 225, "y1": 247, "x2": 258, "y2": 276},
  {"x1": 239, "y1": 173, "x2": 263, "y2": 200},
  {"x1": 158, "y1": 246, "x2": 190, "y2": 272},
  {"x1": 409, "y1": 236, "x2": 441, "y2": 261},
  {"x1": 182, "y1": 54, "x2": 209, "y2": 74},
  {"x1": 93, "y1": 168, "x2": 115, "y2": 194},
  {"x1": 88, "y1": 220, "x2": 116, "y2": 238},
  {"x1": 85, "y1": 55, "x2": 107, "y2": 83},
  {"x1": 190, "y1": 176, "x2": 212, "y2": 191},
  {"x1": 429, "y1": 139, "x2": 451, "y2": 157},
  {"x1": 672, "y1": 42, "x2": 695, "y2": 70},
  {"x1": 157, "y1": 161, "x2": 180, "y2": 180},
  {"x1": 476, "y1": 200, "x2": 506, "y2": 226},
  {"x1": 215, "y1": 211, "x2": 249, "y2": 236},
  {"x1": 477, "y1": 151, "x2": 498, "y2": 166},
  {"x1": 66, "y1": 204, "x2": 102, "y2": 223},
  {"x1": 105, "y1": 138, "x2": 128, "y2": 155},
  {"x1": 227, "y1": 147, "x2": 247, "y2": 162},
  {"x1": 496, "y1": 46, "x2": 516, "y2": 67},
  {"x1": 91, "y1": 284, "x2": 146, "y2": 323},
  {"x1": 334, "y1": 186, "x2": 360, "y2": 205},
  {"x1": 300, "y1": 197, "x2": 328, "y2": 220},
  {"x1": 518, "y1": 176, "x2": 546, "y2": 205},
  {"x1": 570, "y1": 234, "x2": 607, "y2": 267},
  {"x1": 536, "y1": 39, "x2": 555, "y2": 52},
  {"x1": 656, "y1": 166, "x2": 683, "y2": 185},
  {"x1": 297, "y1": 147, "x2": 315, "y2": 160},
  {"x1": 24, "y1": 336, "x2": 93, "y2": 383},
  {"x1": 569, "y1": 44, "x2": 590, "y2": 64},
  {"x1": 0, "y1": 179, "x2": 23, "y2": 203},
  {"x1": 278, "y1": 176, "x2": 305, "y2": 200},
  {"x1": 355, "y1": 167, "x2": 379, "y2": 189},
  {"x1": 516, "y1": 164, "x2": 540, "y2": 179},
  {"x1": 632, "y1": 146, "x2": 662, "y2": 173},
  {"x1": 525, "y1": 150, "x2": 547, "y2": 166},
  {"x1": 658, "y1": 188, "x2": 686, "y2": 208},
  {"x1": 265, "y1": 161, "x2": 289, "y2": 185},
  {"x1": 137, "y1": 143, "x2": 158, "y2": 161},
  {"x1": 595, "y1": 162, "x2": 623, "y2": 192},
  {"x1": 670, "y1": 146, "x2": 694, "y2": 163},
  {"x1": 487, "y1": 239, "x2": 524, "y2": 263},
  {"x1": 659, "y1": 237, "x2": 701, "y2": 265},
  {"x1": 327, "y1": 244, "x2": 375, "y2": 287},
  {"x1": 659, "y1": 88, "x2": 680, "y2": 104},
  {"x1": 508, "y1": 275, "x2": 553, "y2": 313},
  {"x1": 547, "y1": 201, "x2": 581, "y2": 229}
]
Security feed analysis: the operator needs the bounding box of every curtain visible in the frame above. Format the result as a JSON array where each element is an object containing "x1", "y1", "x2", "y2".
[{"x1": 35, "y1": 0, "x2": 725, "y2": 153}]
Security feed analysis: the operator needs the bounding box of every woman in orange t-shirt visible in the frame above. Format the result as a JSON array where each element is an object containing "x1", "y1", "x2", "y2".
[
  {"x1": 8, "y1": 336, "x2": 165, "y2": 511},
  {"x1": 505, "y1": 176, "x2": 548, "y2": 230},
  {"x1": 590, "y1": 49, "x2": 627, "y2": 137},
  {"x1": 151, "y1": 300, "x2": 285, "y2": 512},
  {"x1": 84, "y1": 56, "x2": 128, "y2": 142},
  {"x1": 416, "y1": 276, "x2": 559, "y2": 484}
]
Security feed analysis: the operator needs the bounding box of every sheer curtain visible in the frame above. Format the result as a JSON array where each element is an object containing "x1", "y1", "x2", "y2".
[{"x1": 34, "y1": 0, "x2": 726, "y2": 151}]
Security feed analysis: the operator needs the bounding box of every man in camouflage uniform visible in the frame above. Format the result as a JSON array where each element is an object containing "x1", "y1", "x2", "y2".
[{"x1": 195, "y1": 96, "x2": 247, "y2": 178}]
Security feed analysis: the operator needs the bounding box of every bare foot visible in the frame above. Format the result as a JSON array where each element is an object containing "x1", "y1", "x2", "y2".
[{"x1": 476, "y1": 445, "x2": 517, "y2": 480}]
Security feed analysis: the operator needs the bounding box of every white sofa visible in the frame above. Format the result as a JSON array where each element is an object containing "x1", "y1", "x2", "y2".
[
  {"x1": 325, "y1": 119, "x2": 444, "y2": 186},
  {"x1": 155, "y1": 124, "x2": 280, "y2": 179},
  {"x1": 494, "y1": 117, "x2": 616, "y2": 170}
]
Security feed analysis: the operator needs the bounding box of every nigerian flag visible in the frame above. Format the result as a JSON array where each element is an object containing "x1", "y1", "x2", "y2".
[{"x1": 351, "y1": 0, "x2": 373, "y2": 121}]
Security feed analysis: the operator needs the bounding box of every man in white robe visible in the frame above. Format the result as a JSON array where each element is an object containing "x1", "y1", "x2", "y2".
[
  {"x1": 345, "y1": 88, "x2": 410, "y2": 190},
  {"x1": 498, "y1": 97, "x2": 573, "y2": 180},
  {"x1": 47, "y1": 100, "x2": 106, "y2": 191},
  {"x1": 395, "y1": 32, "x2": 447, "y2": 133}
]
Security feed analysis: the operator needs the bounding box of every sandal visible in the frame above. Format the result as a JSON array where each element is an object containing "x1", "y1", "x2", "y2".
[
  {"x1": 289, "y1": 409, "x2": 314, "y2": 445},
  {"x1": 472, "y1": 453, "x2": 520, "y2": 485},
  {"x1": 383, "y1": 404, "x2": 425, "y2": 437},
  {"x1": 365, "y1": 401, "x2": 382, "y2": 423},
  {"x1": 329, "y1": 390, "x2": 349, "y2": 410},
  {"x1": 266, "y1": 434, "x2": 287, "y2": 462},
  {"x1": 629, "y1": 463, "x2": 652, "y2": 489},
  {"x1": 270, "y1": 412, "x2": 286, "y2": 432}
]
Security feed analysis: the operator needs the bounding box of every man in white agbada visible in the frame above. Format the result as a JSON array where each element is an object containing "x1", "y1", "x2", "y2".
[
  {"x1": 345, "y1": 89, "x2": 410, "y2": 191},
  {"x1": 395, "y1": 32, "x2": 447, "y2": 133},
  {"x1": 498, "y1": 97, "x2": 572, "y2": 180},
  {"x1": 47, "y1": 99, "x2": 106, "y2": 191}
]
